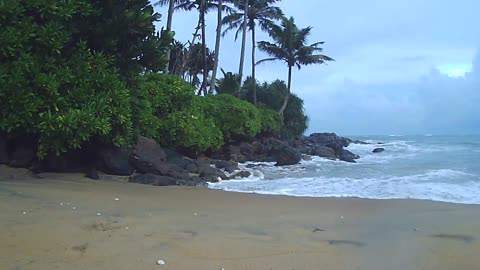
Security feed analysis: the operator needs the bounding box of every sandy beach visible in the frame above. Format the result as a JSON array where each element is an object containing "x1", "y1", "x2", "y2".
[{"x1": 1, "y1": 166, "x2": 480, "y2": 270}]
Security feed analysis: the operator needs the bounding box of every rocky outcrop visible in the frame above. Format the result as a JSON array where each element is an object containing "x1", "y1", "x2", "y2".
[
  {"x1": 290, "y1": 133, "x2": 361, "y2": 163},
  {"x1": 129, "y1": 173, "x2": 178, "y2": 186},
  {"x1": 373, "y1": 148, "x2": 385, "y2": 153},
  {"x1": 99, "y1": 147, "x2": 133, "y2": 176},
  {"x1": 129, "y1": 136, "x2": 167, "y2": 174},
  {"x1": 271, "y1": 144, "x2": 302, "y2": 166}
]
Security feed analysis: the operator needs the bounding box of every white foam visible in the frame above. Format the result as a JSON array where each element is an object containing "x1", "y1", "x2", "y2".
[{"x1": 209, "y1": 169, "x2": 480, "y2": 205}]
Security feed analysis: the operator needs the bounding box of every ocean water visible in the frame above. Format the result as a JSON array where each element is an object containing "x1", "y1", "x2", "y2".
[{"x1": 209, "y1": 135, "x2": 480, "y2": 204}]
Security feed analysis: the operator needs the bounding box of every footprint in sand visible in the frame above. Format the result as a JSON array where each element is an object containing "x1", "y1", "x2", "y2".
[
  {"x1": 429, "y1": 234, "x2": 475, "y2": 243},
  {"x1": 65, "y1": 243, "x2": 88, "y2": 261}
]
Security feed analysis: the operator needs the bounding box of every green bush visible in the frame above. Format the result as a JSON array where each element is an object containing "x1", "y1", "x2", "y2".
[
  {"x1": 134, "y1": 73, "x2": 223, "y2": 153},
  {"x1": 241, "y1": 79, "x2": 307, "y2": 138},
  {"x1": 258, "y1": 106, "x2": 284, "y2": 136},
  {"x1": 0, "y1": 0, "x2": 133, "y2": 157},
  {"x1": 201, "y1": 94, "x2": 261, "y2": 141},
  {"x1": 281, "y1": 94, "x2": 309, "y2": 139}
]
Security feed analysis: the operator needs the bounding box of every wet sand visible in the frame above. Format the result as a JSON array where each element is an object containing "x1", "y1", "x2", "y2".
[{"x1": 1, "y1": 165, "x2": 480, "y2": 270}]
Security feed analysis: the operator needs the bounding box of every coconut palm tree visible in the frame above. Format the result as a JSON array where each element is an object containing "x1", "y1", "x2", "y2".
[
  {"x1": 175, "y1": 0, "x2": 231, "y2": 95},
  {"x1": 257, "y1": 17, "x2": 334, "y2": 114},
  {"x1": 154, "y1": 0, "x2": 182, "y2": 72},
  {"x1": 222, "y1": 0, "x2": 283, "y2": 104}
]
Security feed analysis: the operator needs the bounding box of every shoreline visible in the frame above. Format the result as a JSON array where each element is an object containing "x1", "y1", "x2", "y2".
[{"x1": 2, "y1": 169, "x2": 480, "y2": 270}]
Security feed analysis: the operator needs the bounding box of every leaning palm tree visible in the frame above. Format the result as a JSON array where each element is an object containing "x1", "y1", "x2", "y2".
[
  {"x1": 257, "y1": 17, "x2": 334, "y2": 114},
  {"x1": 223, "y1": 0, "x2": 283, "y2": 104}
]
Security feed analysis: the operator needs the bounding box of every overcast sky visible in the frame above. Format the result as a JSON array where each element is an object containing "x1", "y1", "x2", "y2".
[{"x1": 154, "y1": 0, "x2": 480, "y2": 135}]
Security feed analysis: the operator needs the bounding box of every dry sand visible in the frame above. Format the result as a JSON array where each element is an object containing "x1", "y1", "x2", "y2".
[{"x1": 1, "y1": 165, "x2": 480, "y2": 270}]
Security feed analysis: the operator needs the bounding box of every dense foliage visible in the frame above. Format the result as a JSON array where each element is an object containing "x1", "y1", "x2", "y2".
[
  {"x1": 0, "y1": 0, "x2": 322, "y2": 161},
  {"x1": 0, "y1": 1, "x2": 136, "y2": 157},
  {"x1": 135, "y1": 74, "x2": 223, "y2": 153},
  {"x1": 200, "y1": 94, "x2": 261, "y2": 141},
  {"x1": 241, "y1": 79, "x2": 308, "y2": 138}
]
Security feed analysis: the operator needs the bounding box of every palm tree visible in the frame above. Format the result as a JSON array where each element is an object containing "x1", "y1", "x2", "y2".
[
  {"x1": 223, "y1": 0, "x2": 283, "y2": 105},
  {"x1": 154, "y1": 0, "x2": 182, "y2": 72},
  {"x1": 237, "y1": 0, "x2": 248, "y2": 95},
  {"x1": 176, "y1": 0, "x2": 231, "y2": 95},
  {"x1": 257, "y1": 17, "x2": 333, "y2": 114},
  {"x1": 209, "y1": 0, "x2": 223, "y2": 94}
]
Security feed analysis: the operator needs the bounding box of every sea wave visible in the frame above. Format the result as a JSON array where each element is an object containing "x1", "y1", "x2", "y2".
[{"x1": 209, "y1": 169, "x2": 480, "y2": 204}]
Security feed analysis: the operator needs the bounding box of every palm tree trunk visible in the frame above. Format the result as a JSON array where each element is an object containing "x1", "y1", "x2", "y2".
[
  {"x1": 237, "y1": 0, "x2": 249, "y2": 95},
  {"x1": 279, "y1": 65, "x2": 292, "y2": 114},
  {"x1": 251, "y1": 25, "x2": 257, "y2": 105},
  {"x1": 165, "y1": 0, "x2": 175, "y2": 73},
  {"x1": 209, "y1": 0, "x2": 223, "y2": 95},
  {"x1": 184, "y1": 16, "x2": 201, "y2": 77},
  {"x1": 200, "y1": 0, "x2": 208, "y2": 95}
]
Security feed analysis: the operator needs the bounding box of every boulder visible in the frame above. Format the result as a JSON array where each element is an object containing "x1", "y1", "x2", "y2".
[
  {"x1": 372, "y1": 148, "x2": 385, "y2": 153},
  {"x1": 306, "y1": 133, "x2": 350, "y2": 148},
  {"x1": 99, "y1": 147, "x2": 133, "y2": 176},
  {"x1": 272, "y1": 145, "x2": 302, "y2": 166},
  {"x1": 129, "y1": 173, "x2": 177, "y2": 186},
  {"x1": 228, "y1": 171, "x2": 252, "y2": 179},
  {"x1": 239, "y1": 142, "x2": 255, "y2": 160},
  {"x1": 212, "y1": 160, "x2": 239, "y2": 173},
  {"x1": 129, "y1": 136, "x2": 168, "y2": 174},
  {"x1": 199, "y1": 166, "x2": 227, "y2": 182},
  {"x1": 338, "y1": 149, "x2": 360, "y2": 163},
  {"x1": 310, "y1": 146, "x2": 336, "y2": 159},
  {"x1": 0, "y1": 133, "x2": 8, "y2": 164}
]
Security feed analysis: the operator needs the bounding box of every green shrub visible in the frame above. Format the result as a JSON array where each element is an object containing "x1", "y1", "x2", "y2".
[
  {"x1": 281, "y1": 94, "x2": 309, "y2": 139},
  {"x1": 134, "y1": 73, "x2": 223, "y2": 153},
  {"x1": 0, "y1": 44, "x2": 133, "y2": 158},
  {"x1": 241, "y1": 79, "x2": 307, "y2": 138},
  {"x1": 201, "y1": 94, "x2": 261, "y2": 141},
  {"x1": 258, "y1": 106, "x2": 284, "y2": 136}
]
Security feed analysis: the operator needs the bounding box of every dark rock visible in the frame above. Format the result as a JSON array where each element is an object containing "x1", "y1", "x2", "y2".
[
  {"x1": 85, "y1": 167, "x2": 99, "y2": 180},
  {"x1": 185, "y1": 162, "x2": 200, "y2": 174},
  {"x1": 199, "y1": 166, "x2": 227, "y2": 182},
  {"x1": 129, "y1": 173, "x2": 178, "y2": 186},
  {"x1": 229, "y1": 171, "x2": 252, "y2": 179},
  {"x1": 372, "y1": 148, "x2": 385, "y2": 153},
  {"x1": 129, "y1": 136, "x2": 167, "y2": 174},
  {"x1": 239, "y1": 142, "x2": 255, "y2": 159},
  {"x1": 310, "y1": 146, "x2": 336, "y2": 159},
  {"x1": 99, "y1": 147, "x2": 133, "y2": 176},
  {"x1": 10, "y1": 145, "x2": 36, "y2": 168},
  {"x1": 306, "y1": 133, "x2": 350, "y2": 148},
  {"x1": 352, "y1": 140, "x2": 370, "y2": 145},
  {"x1": 272, "y1": 145, "x2": 302, "y2": 166},
  {"x1": 339, "y1": 149, "x2": 360, "y2": 163},
  {"x1": 212, "y1": 160, "x2": 239, "y2": 173},
  {"x1": 0, "y1": 133, "x2": 8, "y2": 164}
]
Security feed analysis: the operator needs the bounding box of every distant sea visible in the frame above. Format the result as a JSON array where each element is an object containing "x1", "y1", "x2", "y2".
[{"x1": 209, "y1": 135, "x2": 480, "y2": 204}]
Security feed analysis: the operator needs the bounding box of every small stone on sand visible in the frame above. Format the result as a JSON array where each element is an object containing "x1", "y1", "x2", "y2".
[
  {"x1": 97, "y1": 212, "x2": 101, "y2": 216},
  {"x1": 22, "y1": 211, "x2": 27, "y2": 215},
  {"x1": 114, "y1": 198, "x2": 119, "y2": 201},
  {"x1": 72, "y1": 207, "x2": 77, "y2": 210},
  {"x1": 156, "y1": 259, "x2": 166, "y2": 265},
  {"x1": 125, "y1": 227, "x2": 129, "y2": 230},
  {"x1": 193, "y1": 213, "x2": 198, "y2": 216},
  {"x1": 340, "y1": 216, "x2": 344, "y2": 219},
  {"x1": 60, "y1": 203, "x2": 63, "y2": 206}
]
